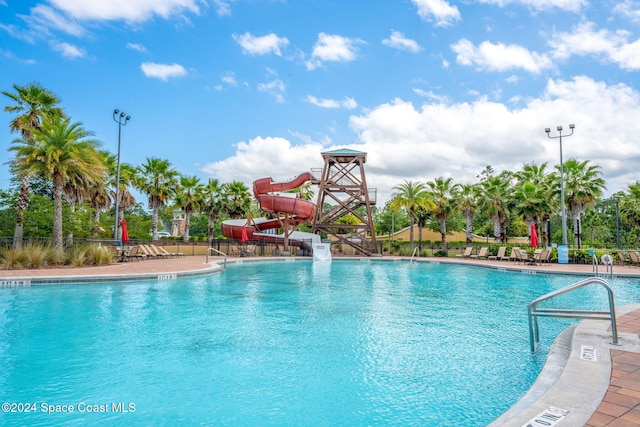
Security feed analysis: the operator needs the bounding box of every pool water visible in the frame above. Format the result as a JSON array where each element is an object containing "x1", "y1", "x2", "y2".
[{"x1": 1, "y1": 260, "x2": 639, "y2": 426}]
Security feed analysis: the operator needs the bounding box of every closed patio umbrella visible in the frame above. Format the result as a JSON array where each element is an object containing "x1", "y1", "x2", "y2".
[
  {"x1": 241, "y1": 226, "x2": 248, "y2": 244},
  {"x1": 530, "y1": 223, "x2": 538, "y2": 247},
  {"x1": 121, "y1": 219, "x2": 129, "y2": 245}
]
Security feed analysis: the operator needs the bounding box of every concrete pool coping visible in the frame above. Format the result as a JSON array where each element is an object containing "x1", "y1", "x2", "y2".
[{"x1": 2, "y1": 255, "x2": 640, "y2": 425}]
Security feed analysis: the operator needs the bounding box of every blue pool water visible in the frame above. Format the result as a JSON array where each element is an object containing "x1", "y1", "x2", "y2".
[{"x1": 1, "y1": 260, "x2": 639, "y2": 426}]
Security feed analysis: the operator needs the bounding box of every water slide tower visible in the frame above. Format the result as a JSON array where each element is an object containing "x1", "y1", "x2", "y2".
[{"x1": 311, "y1": 149, "x2": 379, "y2": 256}]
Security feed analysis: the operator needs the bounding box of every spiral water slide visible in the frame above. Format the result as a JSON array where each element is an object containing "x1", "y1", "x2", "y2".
[{"x1": 221, "y1": 173, "x2": 320, "y2": 249}]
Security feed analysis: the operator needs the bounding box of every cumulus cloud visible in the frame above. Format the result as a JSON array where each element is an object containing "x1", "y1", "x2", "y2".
[
  {"x1": 451, "y1": 38, "x2": 552, "y2": 73},
  {"x1": 382, "y1": 30, "x2": 421, "y2": 53},
  {"x1": 613, "y1": 0, "x2": 640, "y2": 23},
  {"x1": 233, "y1": 32, "x2": 289, "y2": 56},
  {"x1": 51, "y1": 41, "x2": 85, "y2": 58},
  {"x1": 306, "y1": 96, "x2": 358, "y2": 109},
  {"x1": 305, "y1": 33, "x2": 365, "y2": 70},
  {"x1": 411, "y1": 0, "x2": 460, "y2": 27},
  {"x1": 549, "y1": 22, "x2": 640, "y2": 70},
  {"x1": 141, "y1": 62, "x2": 188, "y2": 81},
  {"x1": 48, "y1": 0, "x2": 201, "y2": 22},
  {"x1": 203, "y1": 77, "x2": 640, "y2": 204}
]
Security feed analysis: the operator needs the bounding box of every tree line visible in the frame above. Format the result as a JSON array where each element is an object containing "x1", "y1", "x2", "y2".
[{"x1": 3, "y1": 82, "x2": 640, "y2": 254}]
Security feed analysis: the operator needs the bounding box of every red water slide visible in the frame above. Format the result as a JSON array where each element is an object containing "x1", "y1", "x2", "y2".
[{"x1": 221, "y1": 173, "x2": 317, "y2": 241}]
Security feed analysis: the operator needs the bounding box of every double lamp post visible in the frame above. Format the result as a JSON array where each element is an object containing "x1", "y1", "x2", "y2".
[
  {"x1": 112, "y1": 109, "x2": 131, "y2": 242},
  {"x1": 545, "y1": 124, "x2": 575, "y2": 247}
]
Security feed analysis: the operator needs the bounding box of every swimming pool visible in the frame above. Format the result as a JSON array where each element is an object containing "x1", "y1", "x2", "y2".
[{"x1": 1, "y1": 260, "x2": 638, "y2": 426}]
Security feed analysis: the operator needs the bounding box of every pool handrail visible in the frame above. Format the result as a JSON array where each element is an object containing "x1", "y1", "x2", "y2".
[
  {"x1": 410, "y1": 247, "x2": 419, "y2": 263},
  {"x1": 528, "y1": 276, "x2": 618, "y2": 353},
  {"x1": 206, "y1": 247, "x2": 227, "y2": 268}
]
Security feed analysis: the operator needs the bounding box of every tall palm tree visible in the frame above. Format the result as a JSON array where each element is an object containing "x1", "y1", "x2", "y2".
[
  {"x1": 175, "y1": 175, "x2": 204, "y2": 242},
  {"x1": 389, "y1": 180, "x2": 433, "y2": 251},
  {"x1": 137, "y1": 157, "x2": 178, "y2": 240},
  {"x1": 561, "y1": 159, "x2": 606, "y2": 247},
  {"x1": 457, "y1": 184, "x2": 479, "y2": 246},
  {"x1": 513, "y1": 182, "x2": 547, "y2": 246},
  {"x1": 223, "y1": 181, "x2": 253, "y2": 219},
  {"x1": 87, "y1": 150, "x2": 113, "y2": 236},
  {"x1": 479, "y1": 174, "x2": 513, "y2": 243},
  {"x1": 202, "y1": 178, "x2": 224, "y2": 242},
  {"x1": 109, "y1": 163, "x2": 138, "y2": 234},
  {"x1": 427, "y1": 177, "x2": 460, "y2": 252},
  {"x1": 619, "y1": 182, "x2": 640, "y2": 246},
  {"x1": 9, "y1": 115, "x2": 106, "y2": 251},
  {"x1": 3, "y1": 82, "x2": 65, "y2": 248}
]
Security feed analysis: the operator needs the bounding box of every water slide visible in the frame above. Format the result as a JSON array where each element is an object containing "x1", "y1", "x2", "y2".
[{"x1": 221, "y1": 173, "x2": 320, "y2": 251}]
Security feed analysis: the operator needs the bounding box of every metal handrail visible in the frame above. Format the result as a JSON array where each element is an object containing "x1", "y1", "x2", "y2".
[
  {"x1": 528, "y1": 277, "x2": 618, "y2": 352},
  {"x1": 410, "y1": 247, "x2": 419, "y2": 263},
  {"x1": 590, "y1": 250, "x2": 598, "y2": 275},
  {"x1": 206, "y1": 247, "x2": 227, "y2": 268}
]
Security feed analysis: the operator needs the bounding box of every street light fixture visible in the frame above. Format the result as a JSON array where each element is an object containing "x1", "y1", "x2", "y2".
[
  {"x1": 112, "y1": 109, "x2": 131, "y2": 242},
  {"x1": 545, "y1": 123, "x2": 575, "y2": 246}
]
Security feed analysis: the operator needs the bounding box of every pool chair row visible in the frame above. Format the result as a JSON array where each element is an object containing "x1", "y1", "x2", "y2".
[
  {"x1": 115, "y1": 244, "x2": 184, "y2": 261},
  {"x1": 457, "y1": 246, "x2": 551, "y2": 264},
  {"x1": 616, "y1": 251, "x2": 640, "y2": 267}
]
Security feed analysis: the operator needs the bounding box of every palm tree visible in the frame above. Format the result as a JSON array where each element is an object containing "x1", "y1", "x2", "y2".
[
  {"x1": 427, "y1": 177, "x2": 460, "y2": 252},
  {"x1": 457, "y1": 184, "x2": 479, "y2": 246},
  {"x1": 619, "y1": 182, "x2": 640, "y2": 246},
  {"x1": 109, "y1": 163, "x2": 138, "y2": 235},
  {"x1": 9, "y1": 115, "x2": 106, "y2": 251},
  {"x1": 513, "y1": 182, "x2": 546, "y2": 246},
  {"x1": 561, "y1": 159, "x2": 606, "y2": 247},
  {"x1": 175, "y1": 175, "x2": 204, "y2": 242},
  {"x1": 223, "y1": 181, "x2": 253, "y2": 219},
  {"x1": 479, "y1": 174, "x2": 513, "y2": 243},
  {"x1": 137, "y1": 157, "x2": 178, "y2": 240},
  {"x1": 202, "y1": 178, "x2": 224, "y2": 242},
  {"x1": 3, "y1": 82, "x2": 65, "y2": 248},
  {"x1": 389, "y1": 180, "x2": 433, "y2": 251},
  {"x1": 87, "y1": 150, "x2": 113, "y2": 237}
]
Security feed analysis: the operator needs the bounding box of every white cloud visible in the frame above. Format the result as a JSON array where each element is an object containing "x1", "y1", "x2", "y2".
[
  {"x1": 51, "y1": 41, "x2": 85, "y2": 58},
  {"x1": 141, "y1": 62, "x2": 188, "y2": 81},
  {"x1": 382, "y1": 30, "x2": 421, "y2": 53},
  {"x1": 614, "y1": 0, "x2": 640, "y2": 23},
  {"x1": 306, "y1": 96, "x2": 358, "y2": 109},
  {"x1": 475, "y1": 0, "x2": 586, "y2": 12},
  {"x1": 126, "y1": 42, "x2": 148, "y2": 53},
  {"x1": 48, "y1": 0, "x2": 201, "y2": 22},
  {"x1": 451, "y1": 38, "x2": 552, "y2": 73},
  {"x1": 221, "y1": 74, "x2": 237, "y2": 86},
  {"x1": 257, "y1": 69, "x2": 285, "y2": 103},
  {"x1": 232, "y1": 32, "x2": 289, "y2": 56},
  {"x1": 212, "y1": 0, "x2": 232, "y2": 16},
  {"x1": 204, "y1": 77, "x2": 640, "y2": 205},
  {"x1": 549, "y1": 22, "x2": 640, "y2": 70},
  {"x1": 29, "y1": 4, "x2": 84, "y2": 37},
  {"x1": 411, "y1": 0, "x2": 460, "y2": 27},
  {"x1": 305, "y1": 33, "x2": 365, "y2": 70}
]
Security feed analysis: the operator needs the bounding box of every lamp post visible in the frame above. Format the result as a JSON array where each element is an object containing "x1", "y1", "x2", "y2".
[
  {"x1": 614, "y1": 196, "x2": 620, "y2": 249},
  {"x1": 112, "y1": 109, "x2": 131, "y2": 241},
  {"x1": 545, "y1": 124, "x2": 574, "y2": 246}
]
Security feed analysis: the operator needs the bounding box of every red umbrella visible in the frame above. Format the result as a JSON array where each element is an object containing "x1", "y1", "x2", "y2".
[
  {"x1": 121, "y1": 219, "x2": 129, "y2": 244},
  {"x1": 530, "y1": 223, "x2": 539, "y2": 247},
  {"x1": 241, "y1": 226, "x2": 248, "y2": 244}
]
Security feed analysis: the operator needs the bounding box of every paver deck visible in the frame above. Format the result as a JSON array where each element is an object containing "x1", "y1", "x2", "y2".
[{"x1": 2, "y1": 254, "x2": 640, "y2": 425}]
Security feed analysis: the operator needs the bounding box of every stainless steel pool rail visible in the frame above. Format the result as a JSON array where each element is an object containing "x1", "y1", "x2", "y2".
[
  {"x1": 528, "y1": 277, "x2": 618, "y2": 352},
  {"x1": 206, "y1": 247, "x2": 227, "y2": 268}
]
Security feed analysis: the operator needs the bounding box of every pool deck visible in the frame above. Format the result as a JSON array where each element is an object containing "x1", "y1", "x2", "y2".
[{"x1": 2, "y1": 255, "x2": 640, "y2": 426}]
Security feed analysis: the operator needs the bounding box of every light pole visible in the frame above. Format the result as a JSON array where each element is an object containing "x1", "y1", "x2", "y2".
[
  {"x1": 112, "y1": 109, "x2": 131, "y2": 242},
  {"x1": 614, "y1": 196, "x2": 620, "y2": 249},
  {"x1": 545, "y1": 124, "x2": 574, "y2": 246}
]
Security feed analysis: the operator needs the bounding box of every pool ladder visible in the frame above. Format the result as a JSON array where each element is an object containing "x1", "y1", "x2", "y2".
[
  {"x1": 528, "y1": 277, "x2": 618, "y2": 352},
  {"x1": 206, "y1": 247, "x2": 227, "y2": 268}
]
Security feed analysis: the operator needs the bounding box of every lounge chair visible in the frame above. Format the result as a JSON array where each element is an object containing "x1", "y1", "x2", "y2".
[
  {"x1": 456, "y1": 246, "x2": 473, "y2": 258},
  {"x1": 534, "y1": 249, "x2": 550, "y2": 265},
  {"x1": 148, "y1": 244, "x2": 170, "y2": 258},
  {"x1": 240, "y1": 244, "x2": 256, "y2": 257},
  {"x1": 488, "y1": 246, "x2": 506, "y2": 260},
  {"x1": 507, "y1": 247, "x2": 520, "y2": 262},
  {"x1": 471, "y1": 247, "x2": 489, "y2": 259},
  {"x1": 617, "y1": 251, "x2": 629, "y2": 266},
  {"x1": 139, "y1": 244, "x2": 159, "y2": 258},
  {"x1": 153, "y1": 245, "x2": 183, "y2": 257},
  {"x1": 628, "y1": 251, "x2": 640, "y2": 266},
  {"x1": 125, "y1": 245, "x2": 145, "y2": 261}
]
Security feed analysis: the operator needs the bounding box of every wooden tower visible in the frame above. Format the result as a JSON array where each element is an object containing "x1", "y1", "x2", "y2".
[{"x1": 311, "y1": 149, "x2": 379, "y2": 256}]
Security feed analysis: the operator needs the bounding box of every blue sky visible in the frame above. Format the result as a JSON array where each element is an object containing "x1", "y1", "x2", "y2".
[{"x1": 2, "y1": 0, "x2": 640, "y2": 205}]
